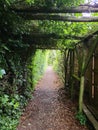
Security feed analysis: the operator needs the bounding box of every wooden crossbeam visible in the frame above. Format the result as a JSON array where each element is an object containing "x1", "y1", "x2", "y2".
[
  {"x1": 11, "y1": 4, "x2": 98, "y2": 13},
  {"x1": 17, "y1": 13, "x2": 98, "y2": 22}
]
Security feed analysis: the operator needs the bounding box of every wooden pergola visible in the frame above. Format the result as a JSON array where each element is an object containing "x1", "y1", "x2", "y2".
[{"x1": 11, "y1": 4, "x2": 98, "y2": 22}]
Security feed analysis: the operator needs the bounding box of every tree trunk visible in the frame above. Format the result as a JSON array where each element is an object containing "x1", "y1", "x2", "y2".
[{"x1": 79, "y1": 75, "x2": 85, "y2": 113}]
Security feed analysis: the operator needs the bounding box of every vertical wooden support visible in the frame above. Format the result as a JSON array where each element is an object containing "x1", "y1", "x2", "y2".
[
  {"x1": 79, "y1": 49, "x2": 86, "y2": 113},
  {"x1": 64, "y1": 49, "x2": 70, "y2": 88},
  {"x1": 79, "y1": 76, "x2": 85, "y2": 113},
  {"x1": 70, "y1": 50, "x2": 75, "y2": 99},
  {"x1": 78, "y1": 37, "x2": 98, "y2": 113},
  {"x1": 94, "y1": 51, "x2": 98, "y2": 108}
]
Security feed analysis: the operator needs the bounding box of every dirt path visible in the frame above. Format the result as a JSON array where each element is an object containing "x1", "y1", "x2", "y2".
[{"x1": 17, "y1": 66, "x2": 89, "y2": 130}]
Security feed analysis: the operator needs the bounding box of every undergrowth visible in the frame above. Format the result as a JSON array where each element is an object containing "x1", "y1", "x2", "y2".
[
  {"x1": 0, "y1": 94, "x2": 23, "y2": 130},
  {"x1": 0, "y1": 50, "x2": 49, "y2": 130},
  {"x1": 76, "y1": 112, "x2": 87, "y2": 125}
]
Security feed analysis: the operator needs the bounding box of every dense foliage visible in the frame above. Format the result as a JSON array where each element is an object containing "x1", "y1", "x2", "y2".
[
  {"x1": 1, "y1": 0, "x2": 98, "y2": 129},
  {"x1": 21, "y1": 0, "x2": 85, "y2": 7},
  {"x1": 52, "y1": 50, "x2": 65, "y2": 83},
  {"x1": 31, "y1": 50, "x2": 49, "y2": 86}
]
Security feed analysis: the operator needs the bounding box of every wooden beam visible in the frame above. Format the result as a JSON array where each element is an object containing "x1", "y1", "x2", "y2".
[
  {"x1": 11, "y1": 4, "x2": 98, "y2": 13},
  {"x1": 22, "y1": 33, "x2": 83, "y2": 40},
  {"x1": 83, "y1": 104, "x2": 98, "y2": 130},
  {"x1": 18, "y1": 14, "x2": 98, "y2": 22}
]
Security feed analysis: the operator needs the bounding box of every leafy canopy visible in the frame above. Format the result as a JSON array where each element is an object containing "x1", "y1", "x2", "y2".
[{"x1": 25, "y1": 0, "x2": 84, "y2": 7}]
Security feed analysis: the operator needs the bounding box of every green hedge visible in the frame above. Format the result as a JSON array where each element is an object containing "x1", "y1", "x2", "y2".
[
  {"x1": 53, "y1": 50, "x2": 65, "y2": 83},
  {"x1": 31, "y1": 49, "x2": 49, "y2": 86}
]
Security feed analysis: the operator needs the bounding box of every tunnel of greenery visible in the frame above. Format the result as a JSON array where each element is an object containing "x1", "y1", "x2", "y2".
[{"x1": 1, "y1": 0, "x2": 98, "y2": 129}]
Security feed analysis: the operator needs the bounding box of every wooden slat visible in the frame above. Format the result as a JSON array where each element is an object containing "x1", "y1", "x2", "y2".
[{"x1": 83, "y1": 104, "x2": 98, "y2": 130}]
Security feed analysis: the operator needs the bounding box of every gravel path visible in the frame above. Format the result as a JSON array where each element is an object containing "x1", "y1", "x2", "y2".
[{"x1": 17, "y1": 66, "x2": 89, "y2": 130}]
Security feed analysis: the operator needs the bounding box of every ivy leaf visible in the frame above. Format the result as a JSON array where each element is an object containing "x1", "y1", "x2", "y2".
[
  {"x1": 5, "y1": 0, "x2": 11, "y2": 5},
  {"x1": 2, "y1": 45, "x2": 9, "y2": 51}
]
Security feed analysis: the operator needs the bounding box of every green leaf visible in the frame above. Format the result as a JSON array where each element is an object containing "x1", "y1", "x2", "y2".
[
  {"x1": 5, "y1": 0, "x2": 11, "y2": 5},
  {"x1": 2, "y1": 45, "x2": 10, "y2": 51},
  {"x1": 14, "y1": 102, "x2": 19, "y2": 109}
]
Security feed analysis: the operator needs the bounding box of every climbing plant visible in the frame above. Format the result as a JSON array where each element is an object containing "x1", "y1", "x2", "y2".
[{"x1": 1, "y1": 0, "x2": 98, "y2": 129}]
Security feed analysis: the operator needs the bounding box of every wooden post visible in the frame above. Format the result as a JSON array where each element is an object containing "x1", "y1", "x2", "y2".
[
  {"x1": 64, "y1": 49, "x2": 70, "y2": 88},
  {"x1": 70, "y1": 50, "x2": 75, "y2": 100},
  {"x1": 79, "y1": 49, "x2": 86, "y2": 113},
  {"x1": 78, "y1": 36, "x2": 98, "y2": 113}
]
